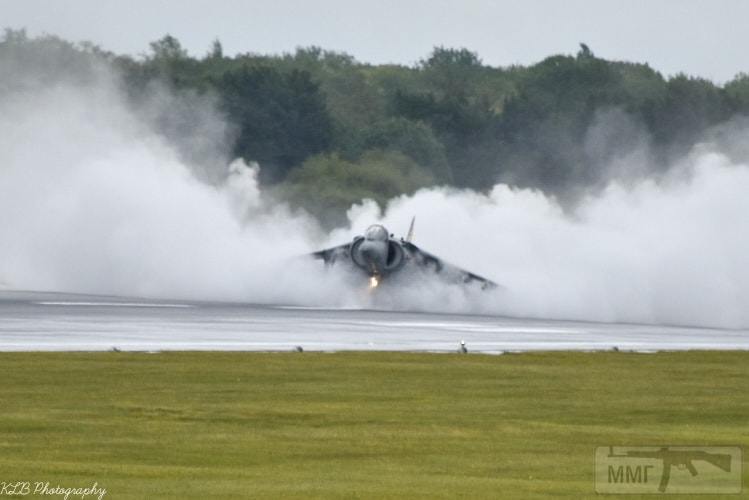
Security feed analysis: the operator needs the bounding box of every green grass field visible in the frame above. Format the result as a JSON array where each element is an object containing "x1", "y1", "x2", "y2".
[{"x1": 1, "y1": 351, "x2": 747, "y2": 498}]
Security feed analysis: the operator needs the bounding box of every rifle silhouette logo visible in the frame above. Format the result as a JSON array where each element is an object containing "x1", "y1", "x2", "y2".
[
  {"x1": 608, "y1": 446, "x2": 732, "y2": 492},
  {"x1": 595, "y1": 445, "x2": 741, "y2": 494}
]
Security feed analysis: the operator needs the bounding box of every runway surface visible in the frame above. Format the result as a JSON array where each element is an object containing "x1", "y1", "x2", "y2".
[{"x1": 1, "y1": 290, "x2": 747, "y2": 352}]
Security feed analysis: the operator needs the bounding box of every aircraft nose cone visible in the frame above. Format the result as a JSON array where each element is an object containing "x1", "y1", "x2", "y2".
[{"x1": 358, "y1": 241, "x2": 386, "y2": 272}]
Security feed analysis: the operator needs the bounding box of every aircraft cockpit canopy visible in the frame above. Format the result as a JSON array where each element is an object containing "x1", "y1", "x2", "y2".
[{"x1": 364, "y1": 225, "x2": 389, "y2": 241}]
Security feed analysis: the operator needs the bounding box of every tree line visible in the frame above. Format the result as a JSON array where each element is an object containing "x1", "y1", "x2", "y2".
[{"x1": 4, "y1": 30, "x2": 749, "y2": 224}]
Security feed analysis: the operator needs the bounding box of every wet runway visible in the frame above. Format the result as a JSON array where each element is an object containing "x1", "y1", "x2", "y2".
[{"x1": 1, "y1": 290, "x2": 747, "y2": 352}]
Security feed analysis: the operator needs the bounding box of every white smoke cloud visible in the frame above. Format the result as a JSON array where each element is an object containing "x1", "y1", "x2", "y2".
[
  {"x1": 355, "y1": 148, "x2": 749, "y2": 328},
  {"x1": 1, "y1": 62, "x2": 748, "y2": 328},
  {"x1": 0, "y1": 67, "x2": 349, "y2": 305}
]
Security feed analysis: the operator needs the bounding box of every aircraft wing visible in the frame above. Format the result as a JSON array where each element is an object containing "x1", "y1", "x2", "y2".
[
  {"x1": 311, "y1": 243, "x2": 352, "y2": 264},
  {"x1": 402, "y1": 242, "x2": 499, "y2": 290}
]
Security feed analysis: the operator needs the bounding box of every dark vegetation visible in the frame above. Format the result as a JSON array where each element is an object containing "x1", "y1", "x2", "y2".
[{"x1": 4, "y1": 29, "x2": 749, "y2": 224}]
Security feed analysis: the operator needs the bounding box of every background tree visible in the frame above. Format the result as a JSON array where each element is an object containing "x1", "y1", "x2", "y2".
[
  {"x1": 7, "y1": 30, "x2": 749, "y2": 226},
  {"x1": 280, "y1": 151, "x2": 435, "y2": 226},
  {"x1": 213, "y1": 66, "x2": 333, "y2": 183}
]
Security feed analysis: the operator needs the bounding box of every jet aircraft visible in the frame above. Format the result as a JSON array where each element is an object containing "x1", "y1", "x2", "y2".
[{"x1": 311, "y1": 218, "x2": 498, "y2": 290}]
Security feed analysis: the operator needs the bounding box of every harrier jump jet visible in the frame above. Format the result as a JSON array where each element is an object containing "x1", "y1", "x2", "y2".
[{"x1": 311, "y1": 218, "x2": 498, "y2": 290}]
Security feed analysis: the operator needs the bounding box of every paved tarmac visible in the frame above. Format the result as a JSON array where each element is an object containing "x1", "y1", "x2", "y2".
[{"x1": 1, "y1": 290, "x2": 747, "y2": 352}]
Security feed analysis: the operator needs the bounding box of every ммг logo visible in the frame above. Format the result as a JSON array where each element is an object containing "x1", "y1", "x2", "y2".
[{"x1": 595, "y1": 446, "x2": 742, "y2": 494}]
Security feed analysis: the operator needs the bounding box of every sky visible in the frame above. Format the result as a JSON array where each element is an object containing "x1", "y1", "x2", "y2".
[{"x1": 2, "y1": 0, "x2": 748, "y2": 83}]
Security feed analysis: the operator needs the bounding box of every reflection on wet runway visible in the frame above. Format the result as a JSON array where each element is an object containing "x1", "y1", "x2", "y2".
[{"x1": 1, "y1": 290, "x2": 747, "y2": 353}]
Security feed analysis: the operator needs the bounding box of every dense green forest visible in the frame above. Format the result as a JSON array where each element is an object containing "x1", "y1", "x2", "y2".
[{"x1": 3, "y1": 29, "x2": 749, "y2": 224}]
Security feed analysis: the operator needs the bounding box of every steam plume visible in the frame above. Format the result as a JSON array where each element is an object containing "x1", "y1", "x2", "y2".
[{"x1": 1, "y1": 59, "x2": 748, "y2": 328}]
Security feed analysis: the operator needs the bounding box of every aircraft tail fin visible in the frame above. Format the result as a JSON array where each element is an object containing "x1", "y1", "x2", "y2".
[{"x1": 405, "y1": 216, "x2": 415, "y2": 242}]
